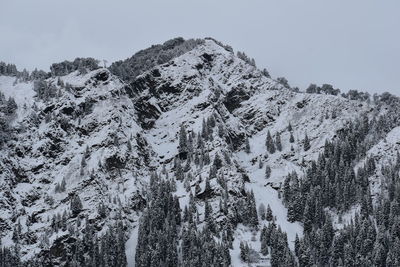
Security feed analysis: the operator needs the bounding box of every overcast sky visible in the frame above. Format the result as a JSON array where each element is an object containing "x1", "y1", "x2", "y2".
[{"x1": 1, "y1": 0, "x2": 399, "y2": 95}]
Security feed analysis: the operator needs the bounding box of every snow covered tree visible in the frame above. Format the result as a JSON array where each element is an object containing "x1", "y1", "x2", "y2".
[
  {"x1": 70, "y1": 194, "x2": 83, "y2": 215},
  {"x1": 240, "y1": 241, "x2": 250, "y2": 262},
  {"x1": 289, "y1": 132, "x2": 295, "y2": 143},
  {"x1": 259, "y1": 203, "x2": 266, "y2": 220},
  {"x1": 178, "y1": 124, "x2": 188, "y2": 159},
  {"x1": 265, "y1": 165, "x2": 272, "y2": 179},
  {"x1": 201, "y1": 118, "x2": 209, "y2": 140},
  {"x1": 213, "y1": 153, "x2": 223, "y2": 169},
  {"x1": 303, "y1": 133, "x2": 310, "y2": 151},
  {"x1": 262, "y1": 68, "x2": 271, "y2": 78},
  {"x1": 266, "y1": 204, "x2": 273, "y2": 221},
  {"x1": 288, "y1": 122, "x2": 293, "y2": 132},
  {"x1": 266, "y1": 130, "x2": 276, "y2": 154},
  {"x1": 245, "y1": 137, "x2": 251, "y2": 153},
  {"x1": 275, "y1": 132, "x2": 282, "y2": 151},
  {"x1": 135, "y1": 179, "x2": 179, "y2": 267},
  {"x1": 258, "y1": 158, "x2": 264, "y2": 169}
]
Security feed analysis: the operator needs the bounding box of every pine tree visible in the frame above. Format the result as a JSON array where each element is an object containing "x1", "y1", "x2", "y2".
[
  {"x1": 178, "y1": 124, "x2": 188, "y2": 159},
  {"x1": 127, "y1": 140, "x2": 132, "y2": 152},
  {"x1": 294, "y1": 234, "x2": 300, "y2": 257},
  {"x1": 260, "y1": 226, "x2": 269, "y2": 256},
  {"x1": 258, "y1": 158, "x2": 264, "y2": 169},
  {"x1": 245, "y1": 137, "x2": 251, "y2": 153},
  {"x1": 266, "y1": 130, "x2": 276, "y2": 154},
  {"x1": 80, "y1": 156, "x2": 86, "y2": 176},
  {"x1": 70, "y1": 195, "x2": 83, "y2": 215},
  {"x1": 259, "y1": 203, "x2": 266, "y2": 220},
  {"x1": 266, "y1": 204, "x2": 273, "y2": 221},
  {"x1": 288, "y1": 122, "x2": 293, "y2": 132},
  {"x1": 275, "y1": 132, "x2": 282, "y2": 151},
  {"x1": 218, "y1": 124, "x2": 225, "y2": 137},
  {"x1": 213, "y1": 153, "x2": 223, "y2": 169},
  {"x1": 289, "y1": 132, "x2": 295, "y2": 143},
  {"x1": 265, "y1": 165, "x2": 272, "y2": 179},
  {"x1": 175, "y1": 158, "x2": 184, "y2": 180},
  {"x1": 240, "y1": 241, "x2": 249, "y2": 262},
  {"x1": 202, "y1": 118, "x2": 209, "y2": 140},
  {"x1": 304, "y1": 133, "x2": 310, "y2": 151}
]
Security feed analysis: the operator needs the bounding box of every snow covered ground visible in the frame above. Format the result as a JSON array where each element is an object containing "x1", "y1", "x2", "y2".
[{"x1": 0, "y1": 38, "x2": 382, "y2": 266}]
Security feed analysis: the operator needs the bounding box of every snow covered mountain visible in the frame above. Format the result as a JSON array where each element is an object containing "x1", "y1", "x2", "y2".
[{"x1": 0, "y1": 38, "x2": 399, "y2": 267}]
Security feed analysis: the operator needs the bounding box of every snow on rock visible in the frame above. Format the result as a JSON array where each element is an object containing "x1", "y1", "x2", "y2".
[
  {"x1": 0, "y1": 38, "x2": 378, "y2": 265},
  {"x1": 0, "y1": 76, "x2": 36, "y2": 122}
]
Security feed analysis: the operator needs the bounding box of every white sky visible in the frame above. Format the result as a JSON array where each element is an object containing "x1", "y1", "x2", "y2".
[{"x1": 1, "y1": 0, "x2": 399, "y2": 95}]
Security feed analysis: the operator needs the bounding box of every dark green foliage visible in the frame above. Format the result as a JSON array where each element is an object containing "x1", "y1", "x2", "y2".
[
  {"x1": 306, "y1": 83, "x2": 340, "y2": 96},
  {"x1": 303, "y1": 133, "x2": 310, "y2": 151},
  {"x1": 260, "y1": 222, "x2": 296, "y2": 267},
  {"x1": 266, "y1": 204, "x2": 273, "y2": 221},
  {"x1": 50, "y1": 58, "x2": 100, "y2": 76},
  {"x1": 0, "y1": 246, "x2": 21, "y2": 267},
  {"x1": 3, "y1": 221, "x2": 127, "y2": 266},
  {"x1": 277, "y1": 77, "x2": 290, "y2": 89},
  {"x1": 232, "y1": 190, "x2": 258, "y2": 228},
  {"x1": 342, "y1": 89, "x2": 371, "y2": 101},
  {"x1": 181, "y1": 225, "x2": 231, "y2": 267},
  {"x1": 30, "y1": 68, "x2": 49, "y2": 80},
  {"x1": 0, "y1": 62, "x2": 18, "y2": 76},
  {"x1": 178, "y1": 124, "x2": 188, "y2": 158},
  {"x1": 288, "y1": 122, "x2": 293, "y2": 132},
  {"x1": 289, "y1": 132, "x2": 295, "y2": 143},
  {"x1": 109, "y1": 38, "x2": 204, "y2": 83},
  {"x1": 201, "y1": 118, "x2": 209, "y2": 140},
  {"x1": 135, "y1": 178, "x2": 180, "y2": 267},
  {"x1": 245, "y1": 137, "x2": 251, "y2": 153},
  {"x1": 240, "y1": 241, "x2": 249, "y2": 261},
  {"x1": 135, "y1": 174, "x2": 232, "y2": 267},
  {"x1": 213, "y1": 153, "x2": 223, "y2": 169},
  {"x1": 262, "y1": 68, "x2": 271, "y2": 78},
  {"x1": 70, "y1": 194, "x2": 83, "y2": 215},
  {"x1": 0, "y1": 95, "x2": 17, "y2": 147},
  {"x1": 237, "y1": 51, "x2": 256, "y2": 67},
  {"x1": 33, "y1": 80, "x2": 58, "y2": 101},
  {"x1": 265, "y1": 165, "x2": 272, "y2": 179},
  {"x1": 284, "y1": 104, "x2": 400, "y2": 266},
  {"x1": 275, "y1": 132, "x2": 282, "y2": 151},
  {"x1": 258, "y1": 203, "x2": 266, "y2": 220},
  {"x1": 54, "y1": 178, "x2": 66, "y2": 193},
  {"x1": 5, "y1": 97, "x2": 17, "y2": 114},
  {"x1": 174, "y1": 158, "x2": 184, "y2": 180},
  {"x1": 266, "y1": 130, "x2": 276, "y2": 154}
]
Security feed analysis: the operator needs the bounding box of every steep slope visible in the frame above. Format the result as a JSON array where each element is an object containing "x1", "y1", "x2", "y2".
[
  {"x1": 0, "y1": 69, "x2": 152, "y2": 263},
  {"x1": 0, "y1": 38, "x2": 390, "y2": 266},
  {"x1": 126, "y1": 39, "x2": 373, "y2": 266}
]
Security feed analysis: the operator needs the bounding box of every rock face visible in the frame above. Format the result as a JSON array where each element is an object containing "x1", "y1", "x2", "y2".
[{"x1": 0, "y1": 38, "x2": 382, "y2": 265}]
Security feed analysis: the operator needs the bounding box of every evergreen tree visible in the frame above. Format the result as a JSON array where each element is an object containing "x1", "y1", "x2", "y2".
[
  {"x1": 265, "y1": 165, "x2": 272, "y2": 179},
  {"x1": 70, "y1": 194, "x2": 83, "y2": 215},
  {"x1": 213, "y1": 153, "x2": 223, "y2": 169},
  {"x1": 288, "y1": 122, "x2": 293, "y2": 132},
  {"x1": 266, "y1": 204, "x2": 273, "y2": 221},
  {"x1": 259, "y1": 203, "x2": 266, "y2": 220},
  {"x1": 178, "y1": 124, "x2": 188, "y2": 159},
  {"x1": 275, "y1": 132, "x2": 282, "y2": 151},
  {"x1": 245, "y1": 137, "x2": 251, "y2": 153},
  {"x1": 289, "y1": 132, "x2": 295, "y2": 143},
  {"x1": 303, "y1": 133, "x2": 310, "y2": 151},
  {"x1": 266, "y1": 130, "x2": 276, "y2": 154}
]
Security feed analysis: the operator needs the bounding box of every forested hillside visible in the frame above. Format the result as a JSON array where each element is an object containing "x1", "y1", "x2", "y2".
[{"x1": 0, "y1": 38, "x2": 399, "y2": 267}]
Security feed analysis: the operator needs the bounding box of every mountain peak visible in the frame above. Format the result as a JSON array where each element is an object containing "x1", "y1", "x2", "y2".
[{"x1": 1, "y1": 37, "x2": 399, "y2": 267}]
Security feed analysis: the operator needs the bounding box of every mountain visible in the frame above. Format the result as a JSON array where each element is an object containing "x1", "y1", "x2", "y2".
[{"x1": 0, "y1": 38, "x2": 399, "y2": 267}]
